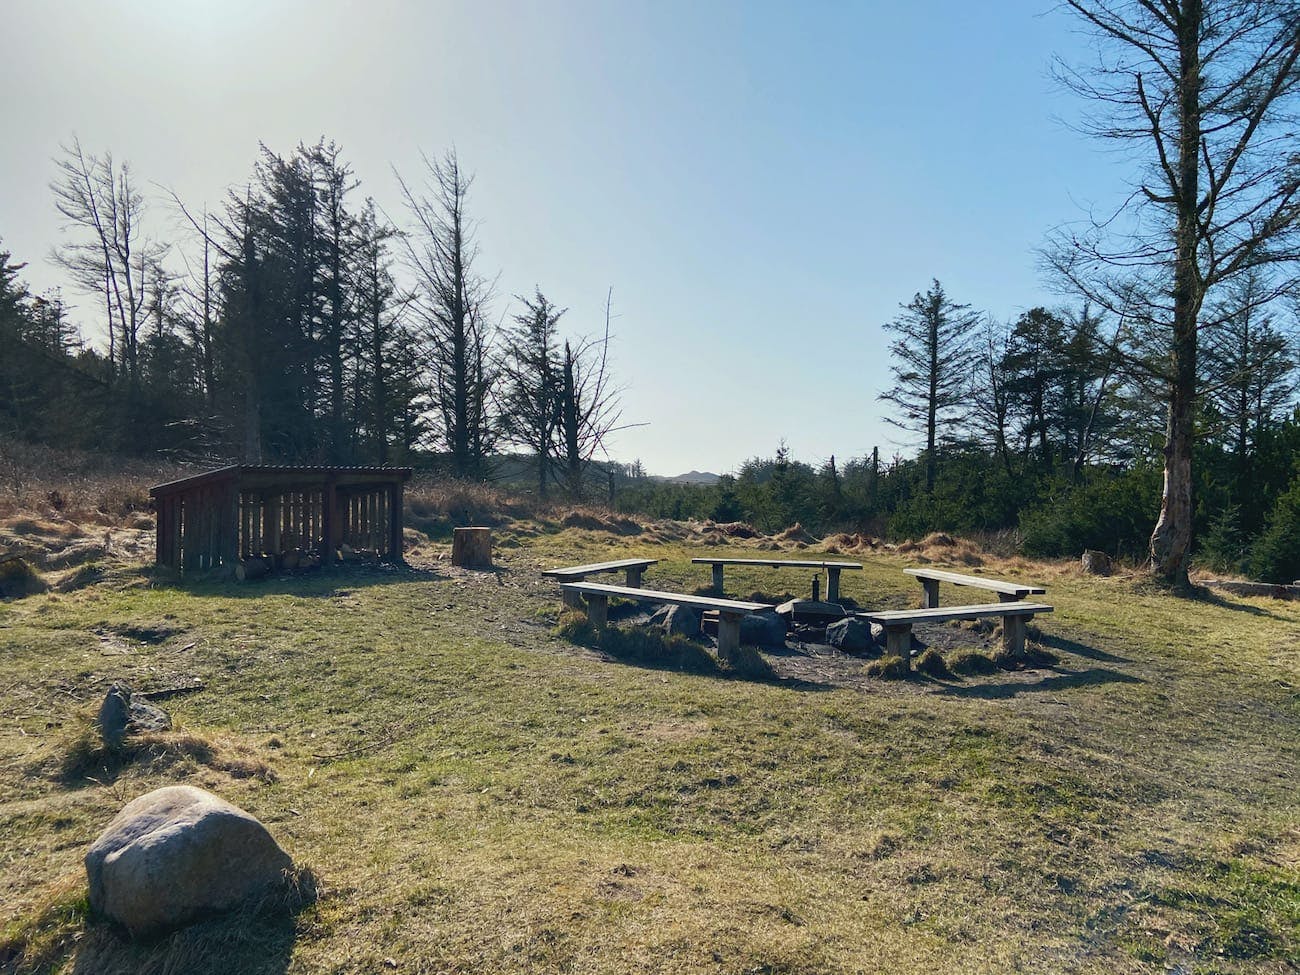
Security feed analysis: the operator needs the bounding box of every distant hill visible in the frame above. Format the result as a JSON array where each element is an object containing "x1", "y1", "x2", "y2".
[{"x1": 665, "y1": 470, "x2": 721, "y2": 485}]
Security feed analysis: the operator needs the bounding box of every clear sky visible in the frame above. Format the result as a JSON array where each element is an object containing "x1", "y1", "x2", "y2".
[{"x1": 0, "y1": 1, "x2": 1120, "y2": 476}]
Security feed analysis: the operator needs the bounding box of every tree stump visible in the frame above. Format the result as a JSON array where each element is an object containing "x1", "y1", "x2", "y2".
[{"x1": 451, "y1": 528, "x2": 493, "y2": 569}]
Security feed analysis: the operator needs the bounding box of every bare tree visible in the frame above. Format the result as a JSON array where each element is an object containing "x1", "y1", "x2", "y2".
[
  {"x1": 50, "y1": 138, "x2": 166, "y2": 390},
  {"x1": 395, "y1": 149, "x2": 495, "y2": 478},
  {"x1": 557, "y1": 289, "x2": 629, "y2": 500},
  {"x1": 1048, "y1": 1, "x2": 1300, "y2": 587}
]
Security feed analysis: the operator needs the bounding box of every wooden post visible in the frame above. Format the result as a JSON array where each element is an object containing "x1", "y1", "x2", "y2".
[
  {"x1": 717, "y1": 610, "x2": 742, "y2": 662},
  {"x1": 826, "y1": 567, "x2": 841, "y2": 602},
  {"x1": 997, "y1": 592, "x2": 1021, "y2": 603},
  {"x1": 181, "y1": 497, "x2": 197, "y2": 573},
  {"x1": 920, "y1": 578, "x2": 940, "y2": 609},
  {"x1": 586, "y1": 593, "x2": 609, "y2": 630},
  {"x1": 388, "y1": 481, "x2": 404, "y2": 562},
  {"x1": 885, "y1": 625, "x2": 912, "y2": 668},
  {"x1": 323, "y1": 481, "x2": 340, "y2": 565},
  {"x1": 1002, "y1": 614, "x2": 1028, "y2": 655},
  {"x1": 625, "y1": 566, "x2": 644, "y2": 588},
  {"x1": 222, "y1": 486, "x2": 240, "y2": 569},
  {"x1": 451, "y1": 527, "x2": 493, "y2": 569},
  {"x1": 266, "y1": 494, "x2": 281, "y2": 562},
  {"x1": 563, "y1": 576, "x2": 586, "y2": 609},
  {"x1": 711, "y1": 563, "x2": 725, "y2": 594}
]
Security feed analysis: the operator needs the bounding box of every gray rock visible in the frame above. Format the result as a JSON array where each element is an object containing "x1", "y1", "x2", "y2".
[
  {"x1": 740, "y1": 609, "x2": 787, "y2": 647},
  {"x1": 825, "y1": 617, "x2": 877, "y2": 653},
  {"x1": 649, "y1": 604, "x2": 701, "y2": 637},
  {"x1": 85, "y1": 785, "x2": 293, "y2": 938},
  {"x1": 97, "y1": 684, "x2": 171, "y2": 748}
]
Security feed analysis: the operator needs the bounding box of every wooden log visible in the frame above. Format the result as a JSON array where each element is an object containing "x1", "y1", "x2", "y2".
[
  {"x1": 451, "y1": 527, "x2": 493, "y2": 569},
  {"x1": 1002, "y1": 614, "x2": 1028, "y2": 654}
]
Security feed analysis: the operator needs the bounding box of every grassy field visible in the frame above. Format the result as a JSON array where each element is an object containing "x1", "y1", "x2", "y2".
[{"x1": 1, "y1": 523, "x2": 1298, "y2": 974}]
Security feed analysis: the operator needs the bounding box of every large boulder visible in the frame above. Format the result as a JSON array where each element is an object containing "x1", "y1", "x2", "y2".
[
  {"x1": 740, "y1": 609, "x2": 787, "y2": 647},
  {"x1": 96, "y1": 684, "x2": 171, "y2": 748},
  {"x1": 825, "y1": 617, "x2": 878, "y2": 653},
  {"x1": 649, "y1": 604, "x2": 701, "y2": 638},
  {"x1": 85, "y1": 785, "x2": 293, "y2": 938}
]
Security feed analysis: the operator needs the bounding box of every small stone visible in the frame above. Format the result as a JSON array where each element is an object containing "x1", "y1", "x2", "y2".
[{"x1": 97, "y1": 683, "x2": 171, "y2": 748}]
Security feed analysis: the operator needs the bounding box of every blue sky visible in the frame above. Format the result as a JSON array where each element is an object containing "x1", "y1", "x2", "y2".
[{"x1": 0, "y1": 1, "x2": 1121, "y2": 475}]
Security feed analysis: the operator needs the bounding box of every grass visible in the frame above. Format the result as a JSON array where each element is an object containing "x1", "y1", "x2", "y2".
[{"x1": 1, "y1": 523, "x2": 1298, "y2": 973}]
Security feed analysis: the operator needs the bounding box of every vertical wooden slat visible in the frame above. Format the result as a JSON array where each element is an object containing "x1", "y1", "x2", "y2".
[{"x1": 389, "y1": 481, "x2": 403, "y2": 563}]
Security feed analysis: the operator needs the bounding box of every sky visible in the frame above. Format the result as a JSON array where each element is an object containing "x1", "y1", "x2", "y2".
[{"x1": 0, "y1": 0, "x2": 1124, "y2": 477}]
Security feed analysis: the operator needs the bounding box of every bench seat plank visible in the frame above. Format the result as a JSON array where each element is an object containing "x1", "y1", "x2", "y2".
[
  {"x1": 692, "y1": 557, "x2": 862, "y2": 601},
  {"x1": 904, "y1": 567, "x2": 1045, "y2": 608},
  {"x1": 692, "y1": 558, "x2": 862, "y2": 569},
  {"x1": 560, "y1": 582, "x2": 768, "y2": 613},
  {"x1": 542, "y1": 558, "x2": 658, "y2": 579},
  {"x1": 858, "y1": 602, "x2": 1052, "y2": 624}
]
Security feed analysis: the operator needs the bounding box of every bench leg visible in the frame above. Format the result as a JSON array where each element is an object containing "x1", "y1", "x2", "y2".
[
  {"x1": 717, "y1": 611, "x2": 741, "y2": 662},
  {"x1": 625, "y1": 566, "x2": 644, "y2": 588},
  {"x1": 586, "y1": 593, "x2": 609, "y2": 630},
  {"x1": 920, "y1": 578, "x2": 940, "y2": 609},
  {"x1": 562, "y1": 575, "x2": 587, "y2": 609},
  {"x1": 1002, "y1": 614, "x2": 1028, "y2": 655},
  {"x1": 712, "y1": 563, "x2": 725, "y2": 594},
  {"x1": 827, "y1": 568, "x2": 841, "y2": 603},
  {"x1": 885, "y1": 625, "x2": 912, "y2": 668},
  {"x1": 997, "y1": 592, "x2": 1020, "y2": 604}
]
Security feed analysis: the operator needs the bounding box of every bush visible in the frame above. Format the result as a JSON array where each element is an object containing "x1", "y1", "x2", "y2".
[
  {"x1": 1019, "y1": 467, "x2": 1161, "y2": 559},
  {"x1": 1248, "y1": 477, "x2": 1300, "y2": 583}
]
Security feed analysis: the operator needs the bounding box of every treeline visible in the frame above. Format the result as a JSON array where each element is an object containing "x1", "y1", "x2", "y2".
[
  {"x1": 0, "y1": 139, "x2": 622, "y2": 495},
  {"x1": 617, "y1": 280, "x2": 1300, "y2": 583}
]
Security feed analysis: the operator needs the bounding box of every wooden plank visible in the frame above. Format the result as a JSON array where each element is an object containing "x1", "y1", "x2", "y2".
[
  {"x1": 560, "y1": 582, "x2": 768, "y2": 613},
  {"x1": 542, "y1": 558, "x2": 658, "y2": 579},
  {"x1": 858, "y1": 602, "x2": 1052, "y2": 624},
  {"x1": 691, "y1": 558, "x2": 862, "y2": 570},
  {"x1": 903, "y1": 567, "x2": 1045, "y2": 596},
  {"x1": 388, "y1": 482, "x2": 403, "y2": 561}
]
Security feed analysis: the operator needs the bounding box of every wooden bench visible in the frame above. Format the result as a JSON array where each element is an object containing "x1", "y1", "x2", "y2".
[
  {"x1": 560, "y1": 582, "x2": 769, "y2": 660},
  {"x1": 856, "y1": 601, "x2": 1053, "y2": 669},
  {"x1": 692, "y1": 558, "x2": 863, "y2": 602},
  {"x1": 904, "y1": 567, "x2": 1046, "y2": 608},
  {"x1": 543, "y1": 558, "x2": 659, "y2": 607}
]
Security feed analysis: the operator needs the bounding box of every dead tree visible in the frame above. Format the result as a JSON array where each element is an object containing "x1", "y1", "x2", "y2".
[
  {"x1": 1048, "y1": 0, "x2": 1300, "y2": 588},
  {"x1": 395, "y1": 149, "x2": 495, "y2": 478},
  {"x1": 556, "y1": 289, "x2": 629, "y2": 501}
]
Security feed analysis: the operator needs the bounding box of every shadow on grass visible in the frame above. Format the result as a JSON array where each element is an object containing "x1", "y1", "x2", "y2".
[
  {"x1": 1190, "y1": 586, "x2": 1289, "y2": 620},
  {"x1": 1039, "y1": 633, "x2": 1130, "y2": 664},
  {"x1": 141, "y1": 562, "x2": 446, "y2": 599},
  {"x1": 933, "y1": 666, "x2": 1144, "y2": 699},
  {"x1": 555, "y1": 613, "x2": 834, "y2": 692}
]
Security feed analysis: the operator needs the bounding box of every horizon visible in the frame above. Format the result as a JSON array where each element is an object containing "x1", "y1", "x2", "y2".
[{"x1": 1, "y1": 1, "x2": 1121, "y2": 475}]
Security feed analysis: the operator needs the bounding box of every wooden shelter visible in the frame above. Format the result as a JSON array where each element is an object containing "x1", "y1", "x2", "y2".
[{"x1": 150, "y1": 465, "x2": 413, "y2": 574}]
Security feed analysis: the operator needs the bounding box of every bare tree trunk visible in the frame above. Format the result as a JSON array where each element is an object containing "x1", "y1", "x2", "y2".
[{"x1": 1149, "y1": 2, "x2": 1202, "y2": 589}]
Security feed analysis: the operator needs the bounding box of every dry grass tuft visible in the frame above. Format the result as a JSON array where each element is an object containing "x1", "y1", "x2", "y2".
[
  {"x1": 947, "y1": 649, "x2": 1000, "y2": 675},
  {"x1": 55, "y1": 714, "x2": 277, "y2": 786},
  {"x1": 913, "y1": 647, "x2": 953, "y2": 679},
  {"x1": 0, "y1": 556, "x2": 49, "y2": 599},
  {"x1": 774, "y1": 522, "x2": 817, "y2": 545},
  {"x1": 865, "y1": 655, "x2": 910, "y2": 680}
]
